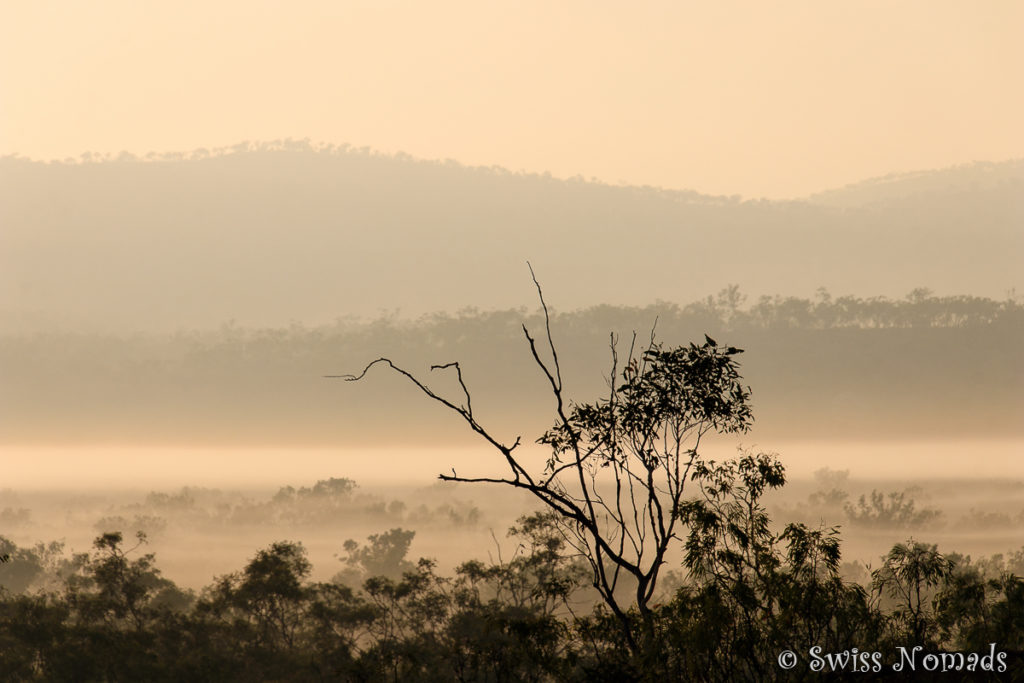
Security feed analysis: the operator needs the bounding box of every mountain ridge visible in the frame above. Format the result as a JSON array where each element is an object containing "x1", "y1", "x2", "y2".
[
  {"x1": 2, "y1": 144, "x2": 1019, "y2": 333},
  {"x1": 8, "y1": 141, "x2": 1022, "y2": 202}
]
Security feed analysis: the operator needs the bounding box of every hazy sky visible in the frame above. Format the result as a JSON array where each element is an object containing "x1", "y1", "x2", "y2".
[{"x1": 2, "y1": 0, "x2": 1022, "y2": 198}]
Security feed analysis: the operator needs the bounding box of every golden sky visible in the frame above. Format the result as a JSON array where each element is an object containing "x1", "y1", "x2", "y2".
[{"x1": 2, "y1": 0, "x2": 1021, "y2": 198}]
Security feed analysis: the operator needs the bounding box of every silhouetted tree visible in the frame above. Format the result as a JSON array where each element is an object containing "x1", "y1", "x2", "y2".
[
  {"x1": 872, "y1": 539, "x2": 953, "y2": 647},
  {"x1": 339, "y1": 271, "x2": 756, "y2": 664}
]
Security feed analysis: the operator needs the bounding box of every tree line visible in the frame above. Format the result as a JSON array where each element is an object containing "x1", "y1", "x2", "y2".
[
  {"x1": 3, "y1": 289, "x2": 1020, "y2": 445},
  {"x1": 1, "y1": 482, "x2": 1022, "y2": 681}
]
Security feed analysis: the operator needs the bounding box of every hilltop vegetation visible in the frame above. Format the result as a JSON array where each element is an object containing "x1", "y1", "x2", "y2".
[{"x1": 1, "y1": 143, "x2": 1020, "y2": 332}]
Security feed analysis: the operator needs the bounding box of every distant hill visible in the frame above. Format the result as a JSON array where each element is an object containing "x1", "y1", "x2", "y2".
[
  {"x1": 806, "y1": 160, "x2": 1024, "y2": 208},
  {"x1": 1, "y1": 143, "x2": 1020, "y2": 333}
]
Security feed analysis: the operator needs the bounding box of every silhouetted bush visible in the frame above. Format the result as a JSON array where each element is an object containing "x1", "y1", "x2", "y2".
[
  {"x1": 844, "y1": 488, "x2": 944, "y2": 529},
  {"x1": 2, "y1": 494, "x2": 1024, "y2": 680}
]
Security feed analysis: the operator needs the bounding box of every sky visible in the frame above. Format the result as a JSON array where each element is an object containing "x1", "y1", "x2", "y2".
[{"x1": 2, "y1": 0, "x2": 1022, "y2": 199}]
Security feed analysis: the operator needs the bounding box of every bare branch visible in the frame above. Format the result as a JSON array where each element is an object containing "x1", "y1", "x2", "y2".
[
  {"x1": 527, "y1": 261, "x2": 562, "y2": 392},
  {"x1": 430, "y1": 361, "x2": 473, "y2": 418},
  {"x1": 332, "y1": 358, "x2": 531, "y2": 484}
]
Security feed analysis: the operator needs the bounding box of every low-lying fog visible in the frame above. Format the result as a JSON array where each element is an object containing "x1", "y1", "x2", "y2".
[{"x1": 3, "y1": 439, "x2": 1022, "y2": 592}]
